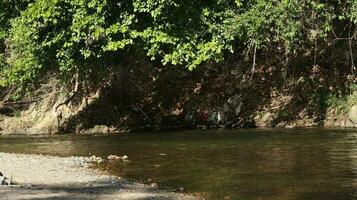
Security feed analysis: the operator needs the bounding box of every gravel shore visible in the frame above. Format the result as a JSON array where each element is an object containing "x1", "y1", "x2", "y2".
[{"x1": 0, "y1": 153, "x2": 198, "y2": 200}]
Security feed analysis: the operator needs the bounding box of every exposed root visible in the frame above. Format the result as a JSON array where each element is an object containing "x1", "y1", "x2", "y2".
[{"x1": 55, "y1": 74, "x2": 79, "y2": 111}]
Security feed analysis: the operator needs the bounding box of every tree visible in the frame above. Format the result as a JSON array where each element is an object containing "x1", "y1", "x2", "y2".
[{"x1": 0, "y1": 0, "x2": 356, "y2": 89}]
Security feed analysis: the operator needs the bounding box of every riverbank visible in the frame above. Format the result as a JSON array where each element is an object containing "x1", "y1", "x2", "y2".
[
  {"x1": 1, "y1": 64, "x2": 357, "y2": 135},
  {"x1": 0, "y1": 153, "x2": 198, "y2": 200}
]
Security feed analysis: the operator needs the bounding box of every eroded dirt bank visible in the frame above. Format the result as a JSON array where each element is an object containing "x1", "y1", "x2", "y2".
[{"x1": 1, "y1": 57, "x2": 357, "y2": 134}]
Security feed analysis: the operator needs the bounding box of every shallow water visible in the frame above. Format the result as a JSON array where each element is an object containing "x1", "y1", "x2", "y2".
[{"x1": 1, "y1": 129, "x2": 357, "y2": 199}]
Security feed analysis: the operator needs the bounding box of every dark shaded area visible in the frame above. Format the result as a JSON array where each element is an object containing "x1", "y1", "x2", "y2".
[
  {"x1": 60, "y1": 39, "x2": 353, "y2": 132},
  {"x1": 0, "y1": 181, "x2": 178, "y2": 200}
]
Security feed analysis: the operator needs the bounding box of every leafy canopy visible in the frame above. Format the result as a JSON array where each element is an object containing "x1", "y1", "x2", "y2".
[{"x1": 0, "y1": 0, "x2": 356, "y2": 87}]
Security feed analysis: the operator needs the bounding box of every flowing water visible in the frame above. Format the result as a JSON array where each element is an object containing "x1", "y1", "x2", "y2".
[{"x1": 1, "y1": 129, "x2": 357, "y2": 199}]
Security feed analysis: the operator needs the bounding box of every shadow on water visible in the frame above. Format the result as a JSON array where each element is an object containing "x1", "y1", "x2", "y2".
[
  {"x1": 1, "y1": 129, "x2": 357, "y2": 199},
  {"x1": 0, "y1": 181, "x2": 175, "y2": 200}
]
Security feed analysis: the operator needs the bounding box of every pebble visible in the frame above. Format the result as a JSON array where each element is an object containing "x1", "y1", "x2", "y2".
[
  {"x1": 0, "y1": 175, "x2": 12, "y2": 186},
  {"x1": 108, "y1": 154, "x2": 128, "y2": 161},
  {"x1": 4, "y1": 179, "x2": 11, "y2": 185},
  {"x1": 108, "y1": 155, "x2": 121, "y2": 160},
  {"x1": 89, "y1": 155, "x2": 104, "y2": 164}
]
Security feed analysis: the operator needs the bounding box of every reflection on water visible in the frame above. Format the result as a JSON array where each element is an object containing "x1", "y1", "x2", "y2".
[{"x1": 1, "y1": 129, "x2": 357, "y2": 199}]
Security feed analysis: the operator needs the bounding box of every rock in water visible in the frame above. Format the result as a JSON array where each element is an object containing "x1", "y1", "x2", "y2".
[
  {"x1": 4, "y1": 179, "x2": 11, "y2": 185},
  {"x1": 0, "y1": 176, "x2": 11, "y2": 185},
  {"x1": 349, "y1": 105, "x2": 357, "y2": 124},
  {"x1": 122, "y1": 155, "x2": 128, "y2": 160},
  {"x1": 108, "y1": 155, "x2": 120, "y2": 160}
]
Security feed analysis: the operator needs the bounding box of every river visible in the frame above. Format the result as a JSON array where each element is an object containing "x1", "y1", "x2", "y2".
[{"x1": 1, "y1": 129, "x2": 357, "y2": 199}]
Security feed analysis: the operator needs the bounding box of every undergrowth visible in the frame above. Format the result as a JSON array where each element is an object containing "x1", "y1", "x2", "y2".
[{"x1": 326, "y1": 85, "x2": 357, "y2": 115}]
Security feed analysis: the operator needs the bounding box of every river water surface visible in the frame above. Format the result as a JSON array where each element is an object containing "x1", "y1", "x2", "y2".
[{"x1": 1, "y1": 129, "x2": 357, "y2": 199}]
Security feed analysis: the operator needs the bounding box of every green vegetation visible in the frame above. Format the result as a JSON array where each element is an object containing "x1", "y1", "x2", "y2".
[
  {"x1": 0, "y1": 0, "x2": 356, "y2": 90},
  {"x1": 327, "y1": 89, "x2": 357, "y2": 115}
]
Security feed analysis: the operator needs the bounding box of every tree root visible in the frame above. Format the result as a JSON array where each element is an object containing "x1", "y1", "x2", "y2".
[{"x1": 55, "y1": 74, "x2": 79, "y2": 111}]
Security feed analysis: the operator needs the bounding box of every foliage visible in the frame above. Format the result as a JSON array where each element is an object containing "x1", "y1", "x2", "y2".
[
  {"x1": 326, "y1": 83, "x2": 357, "y2": 115},
  {"x1": 0, "y1": 0, "x2": 34, "y2": 86},
  {"x1": 326, "y1": 94, "x2": 353, "y2": 115},
  {"x1": 0, "y1": 0, "x2": 356, "y2": 88}
]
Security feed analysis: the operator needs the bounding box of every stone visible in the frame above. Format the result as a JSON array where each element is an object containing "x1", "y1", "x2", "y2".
[
  {"x1": 107, "y1": 155, "x2": 128, "y2": 161},
  {"x1": 254, "y1": 112, "x2": 274, "y2": 128},
  {"x1": 89, "y1": 155, "x2": 104, "y2": 164},
  {"x1": 285, "y1": 123, "x2": 297, "y2": 129},
  {"x1": 122, "y1": 155, "x2": 128, "y2": 160},
  {"x1": 0, "y1": 176, "x2": 12, "y2": 186},
  {"x1": 4, "y1": 179, "x2": 11, "y2": 185},
  {"x1": 108, "y1": 155, "x2": 120, "y2": 160},
  {"x1": 81, "y1": 125, "x2": 110, "y2": 134}
]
